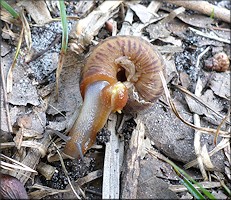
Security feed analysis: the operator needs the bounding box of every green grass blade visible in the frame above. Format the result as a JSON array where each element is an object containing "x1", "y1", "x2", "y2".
[
  {"x1": 55, "y1": 0, "x2": 68, "y2": 99},
  {"x1": 166, "y1": 158, "x2": 217, "y2": 199},
  {"x1": 59, "y1": 0, "x2": 68, "y2": 53},
  {"x1": 221, "y1": 181, "x2": 231, "y2": 197},
  {"x1": 210, "y1": 8, "x2": 215, "y2": 19},
  {"x1": 178, "y1": 175, "x2": 205, "y2": 199},
  {"x1": 7, "y1": 28, "x2": 24, "y2": 92},
  {"x1": 1, "y1": 0, "x2": 20, "y2": 19},
  {"x1": 147, "y1": 150, "x2": 217, "y2": 199}
]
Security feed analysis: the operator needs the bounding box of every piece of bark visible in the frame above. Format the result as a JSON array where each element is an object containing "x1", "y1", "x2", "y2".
[
  {"x1": 17, "y1": 0, "x2": 52, "y2": 25},
  {"x1": 69, "y1": 1, "x2": 122, "y2": 54},
  {"x1": 9, "y1": 130, "x2": 53, "y2": 185},
  {"x1": 121, "y1": 117, "x2": 145, "y2": 199},
  {"x1": 102, "y1": 114, "x2": 120, "y2": 199}
]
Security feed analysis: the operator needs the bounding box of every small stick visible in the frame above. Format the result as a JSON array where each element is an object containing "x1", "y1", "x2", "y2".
[
  {"x1": 189, "y1": 27, "x2": 230, "y2": 44},
  {"x1": 195, "y1": 46, "x2": 210, "y2": 69},
  {"x1": 169, "y1": 181, "x2": 221, "y2": 192},
  {"x1": 160, "y1": 0, "x2": 230, "y2": 23},
  {"x1": 159, "y1": 71, "x2": 230, "y2": 137},
  {"x1": 184, "y1": 137, "x2": 230, "y2": 169},
  {"x1": 193, "y1": 77, "x2": 208, "y2": 180},
  {"x1": 25, "y1": 34, "x2": 61, "y2": 63},
  {"x1": 172, "y1": 84, "x2": 230, "y2": 125},
  {"x1": 192, "y1": 46, "x2": 215, "y2": 180}
]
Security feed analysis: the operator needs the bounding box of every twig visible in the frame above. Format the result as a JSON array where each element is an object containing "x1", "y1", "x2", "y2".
[
  {"x1": 25, "y1": 34, "x2": 61, "y2": 63},
  {"x1": 195, "y1": 46, "x2": 210, "y2": 69},
  {"x1": 9, "y1": 130, "x2": 53, "y2": 185},
  {"x1": 76, "y1": 170, "x2": 103, "y2": 186},
  {"x1": 189, "y1": 27, "x2": 230, "y2": 44},
  {"x1": 69, "y1": 1, "x2": 122, "y2": 54},
  {"x1": 49, "y1": 133, "x2": 84, "y2": 199},
  {"x1": 0, "y1": 154, "x2": 37, "y2": 173},
  {"x1": 118, "y1": 8, "x2": 133, "y2": 35},
  {"x1": 47, "y1": 103, "x2": 66, "y2": 118},
  {"x1": 193, "y1": 77, "x2": 208, "y2": 180},
  {"x1": 28, "y1": 184, "x2": 70, "y2": 199},
  {"x1": 6, "y1": 28, "x2": 24, "y2": 93},
  {"x1": 159, "y1": 71, "x2": 230, "y2": 137},
  {"x1": 172, "y1": 84, "x2": 230, "y2": 125},
  {"x1": 191, "y1": 46, "x2": 223, "y2": 179},
  {"x1": 214, "y1": 110, "x2": 230, "y2": 144},
  {"x1": 85, "y1": 189, "x2": 102, "y2": 196},
  {"x1": 160, "y1": 0, "x2": 230, "y2": 23},
  {"x1": 29, "y1": 16, "x2": 79, "y2": 27},
  {"x1": 1, "y1": 141, "x2": 48, "y2": 157},
  {"x1": 20, "y1": 10, "x2": 32, "y2": 51},
  {"x1": 111, "y1": 20, "x2": 117, "y2": 36},
  {"x1": 0, "y1": 67, "x2": 12, "y2": 132},
  {"x1": 56, "y1": 150, "x2": 82, "y2": 199},
  {"x1": 160, "y1": 6, "x2": 185, "y2": 24}
]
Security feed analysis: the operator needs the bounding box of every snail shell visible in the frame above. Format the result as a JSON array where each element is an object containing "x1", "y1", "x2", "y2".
[{"x1": 80, "y1": 35, "x2": 166, "y2": 112}]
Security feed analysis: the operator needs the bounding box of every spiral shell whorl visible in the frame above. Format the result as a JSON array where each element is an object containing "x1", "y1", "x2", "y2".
[{"x1": 81, "y1": 36, "x2": 166, "y2": 112}]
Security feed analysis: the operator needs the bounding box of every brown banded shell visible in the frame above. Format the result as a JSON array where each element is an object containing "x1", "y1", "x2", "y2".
[{"x1": 80, "y1": 35, "x2": 166, "y2": 112}]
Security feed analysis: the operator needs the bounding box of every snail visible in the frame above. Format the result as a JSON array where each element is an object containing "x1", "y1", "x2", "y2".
[{"x1": 56, "y1": 35, "x2": 166, "y2": 160}]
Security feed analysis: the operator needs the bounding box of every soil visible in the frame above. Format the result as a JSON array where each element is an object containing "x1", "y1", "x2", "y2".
[{"x1": 1, "y1": 1, "x2": 230, "y2": 199}]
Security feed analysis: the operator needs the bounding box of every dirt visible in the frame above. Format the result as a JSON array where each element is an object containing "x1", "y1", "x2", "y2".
[{"x1": 1, "y1": 1, "x2": 230, "y2": 199}]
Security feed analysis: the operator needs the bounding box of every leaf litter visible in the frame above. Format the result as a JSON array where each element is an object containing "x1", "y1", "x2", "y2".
[{"x1": 0, "y1": 0, "x2": 230, "y2": 199}]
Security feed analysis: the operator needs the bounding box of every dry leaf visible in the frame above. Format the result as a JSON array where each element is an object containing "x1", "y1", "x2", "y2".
[
  {"x1": 7, "y1": 64, "x2": 40, "y2": 106},
  {"x1": 177, "y1": 13, "x2": 214, "y2": 28},
  {"x1": 209, "y1": 72, "x2": 230, "y2": 100},
  {"x1": 185, "y1": 89, "x2": 225, "y2": 125},
  {"x1": 129, "y1": 3, "x2": 154, "y2": 24},
  {"x1": 17, "y1": 0, "x2": 52, "y2": 25}
]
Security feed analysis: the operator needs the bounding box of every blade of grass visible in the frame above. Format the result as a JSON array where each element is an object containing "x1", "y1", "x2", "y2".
[
  {"x1": 147, "y1": 149, "x2": 217, "y2": 199},
  {"x1": 210, "y1": 8, "x2": 215, "y2": 19},
  {"x1": 1, "y1": 153, "x2": 37, "y2": 173},
  {"x1": 169, "y1": 158, "x2": 216, "y2": 199},
  {"x1": 6, "y1": 28, "x2": 24, "y2": 93},
  {"x1": 177, "y1": 174, "x2": 205, "y2": 199},
  {"x1": 220, "y1": 180, "x2": 231, "y2": 197},
  {"x1": 1, "y1": 0, "x2": 20, "y2": 19},
  {"x1": 20, "y1": 10, "x2": 32, "y2": 51},
  {"x1": 55, "y1": 0, "x2": 68, "y2": 99},
  {"x1": 59, "y1": 1, "x2": 68, "y2": 53}
]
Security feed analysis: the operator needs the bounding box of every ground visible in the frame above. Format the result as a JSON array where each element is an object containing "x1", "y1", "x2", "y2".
[{"x1": 0, "y1": 1, "x2": 230, "y2": 199}]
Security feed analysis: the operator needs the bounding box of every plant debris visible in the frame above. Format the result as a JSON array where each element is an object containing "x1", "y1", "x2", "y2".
[{"x1": 1, "y1": 0, "x2": 230, "y2": 199}]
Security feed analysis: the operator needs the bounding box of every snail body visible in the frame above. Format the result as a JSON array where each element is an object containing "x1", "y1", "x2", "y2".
[{"x1": 63, "y1": 36, "x2": 166, "y2": 159}]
